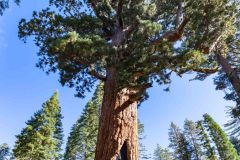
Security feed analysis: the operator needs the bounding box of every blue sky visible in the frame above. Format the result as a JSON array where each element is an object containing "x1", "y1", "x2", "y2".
[{"x1": 0, "y1": 0, "x2": 234, "y2": 156}]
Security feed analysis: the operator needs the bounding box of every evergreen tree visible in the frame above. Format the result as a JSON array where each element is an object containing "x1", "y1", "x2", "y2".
[
  {"x1": 138, "y1": 120, "x2": 150, "y2": 159},
  {"x1": 18, "y1": 0, "x2": 240, "y2": 158},
  {"x1": 168, "y1": 122, "x2": 191, "y2": 160},
  {"x1": 196, "y1": 121, "x2": 217, "y2": 160},
  {"x1": 183, "y1": 119, "x2": 202, "y2": 160},
  {"x1": 13, "y1": 92, "x2": 63, "y2": 160},
  {"x1": 64, "y1": 84, "x2": 103, "y2": 160},
  {"x1": 153, "y1": 144, "x2": 174, "y2": 160},
  {"x1": 203, "y1": 114, "x2": 240, "y2": 160},
  {"x1": 0, "y1": 143, "x2": 10, "y2": 160},
  {"x1": 230, "y1": 136, "x2": 240, "y2": 155}
]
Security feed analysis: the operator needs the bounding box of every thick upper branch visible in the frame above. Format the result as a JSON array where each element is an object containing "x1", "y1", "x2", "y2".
[
  {"x1": 176, "y1": 0, "x2": 183, "y2": 26},
  {"x1": 89, "y1": 65, "x2": 107, "y2": 81},
  {"x1": 73, "y1": 56, "x2": 107, "y2": 81},
  {"x1": 152, "y1": 17, "x2": 189, "y2": 44}
]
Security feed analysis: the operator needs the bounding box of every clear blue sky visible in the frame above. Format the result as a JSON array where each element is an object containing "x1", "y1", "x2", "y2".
[{"x1": 0, "y1": 1, "x2": 233, "y2": 156}]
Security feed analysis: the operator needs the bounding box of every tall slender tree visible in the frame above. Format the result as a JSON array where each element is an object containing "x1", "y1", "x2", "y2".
[
  {"x1": 203, "y1": 114, "x2": 240, "y2": 160},
  {"x1": 0, "y1": 143, "x2": 10, "y2": 160},
  {"x1": 196, "y1": 121, "x2": 217, "y2": 160},
  {"x1": 153, "y1": 144, "x2": 174, "y2": 160},
  {"x1": 138, "y1": 120, "x2": 150, "y2": 160},
  {"x1": 18, "y1": 0, "x2": 240, "y2": 158},
  {"x1": 13, "y1": 92, "x2": 63, "y2": 160},
  {"x1": 64, "y1": 84, "x2": 103, "y2": 160},
  {"x1": 168, "y1": 122, "x2": 191, "y2": 160},
  {"x1": 183, "y1": 119, "x2": 202, "y2": 160}
]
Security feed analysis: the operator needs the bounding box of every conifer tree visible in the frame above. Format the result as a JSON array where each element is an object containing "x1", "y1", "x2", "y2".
[
  {"x1": 168, "y1": 122, "x2": 191, "y2": 160},
  {"x1": 203, "y1": 114, "x2": 240, "y2": 160},
  {"x1": 64, "y1": 84, "x2": 103, "y2": 160},
  {"x1": 0, "y1": 143, "x2": 10, "y2": 160},
  {"x1": 183, "y1": 119, "x2": 202, "y2": 160},
  {"x1": 230, "y1": 136, "x2": 240, "y2": 156},
  {"x1": 138, "y1": 120, "x2": 150, "y2": 160},
  {"x1": 13, "y1": 92, "x2": 63, "y2": 160},
  {"x1": 153, "y1": 144, "x2": 174, "y2": 160},
  {"x1": 18, "y1": 0, "x2": 240, "y2": 158},
  {"x1": 196, "y1": 121, "x2": 217, "y2": 160}
]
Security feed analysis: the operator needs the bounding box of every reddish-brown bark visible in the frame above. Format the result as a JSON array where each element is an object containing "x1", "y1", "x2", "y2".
[
  {"x1": 95, "y1": 68, "x2": 138, "y2": 160},
  {"x1": 216, "y1": 53, "x2": 240, "y2": 99}
]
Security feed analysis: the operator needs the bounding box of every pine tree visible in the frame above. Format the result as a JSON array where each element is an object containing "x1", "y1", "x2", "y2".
[
  {"x1": 13, "y1": 92, "x2": 63, "y2": 160},
  {"x1": 138, "y1": 120, "x2": 150, "y2": 159},
  {"x1": 168, "y1": 122, "x2": 191, "y2": 160},
  {"x1": 230, "y1": 136, "x2": 240, "y2": 155},
  {"x1": 64, "y1": 84, "x2": 103, "y2": 160},
  {"x1": 203, "y1": 114, "x2": 240, "y2": 160},
  {"x1": 196, "y1": 121, "x2": 217, "y2": 160},
  {"x1": 153, "y1": 144, "x2": 174, "y2": 160},
  {"x1": 18, "y1": 0, "x2": 240, "y2": 158},
  {"x1": 0, "y1": 143, "x2": 10, "y2": 160},
  {"x1": 183, "y1": 119, "x2": 202, "y2": 160}
]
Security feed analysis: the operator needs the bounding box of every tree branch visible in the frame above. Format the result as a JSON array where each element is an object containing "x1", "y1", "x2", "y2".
[
  {"x1": 176, "y1": 0, "x2": 183, "y2": 26},
  {"x1": 71, "y1": 55, "x2": 107, "y2": 81},
  {"x1": 115, "y1": 83, "x2": 152, "y2": 114},
  {"x1": 116, "y1": 0, "x2": 124, "y2": 29},
  {"x1": 192, "y1": 67, "x2": 219, "y2": 74},
  {"x1": 152, "y1": 17, "x2": 189, "y2": 44},
  {"x1": 89, "y1": 65, "x2": 107, "y2": 81}
]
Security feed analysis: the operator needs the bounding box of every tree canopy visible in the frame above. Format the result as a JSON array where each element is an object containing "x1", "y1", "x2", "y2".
[{"x1": 18, "y1": 0, "x2": 239, "y2": 100}]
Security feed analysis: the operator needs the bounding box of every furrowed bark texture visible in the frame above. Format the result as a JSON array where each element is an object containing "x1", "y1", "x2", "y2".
[
  {"x1": 216, "y1": 53, "x2": 240, "y2": 99},
  {"x1": 95, "y1": 68, "x2": 138, "y2": 160}
]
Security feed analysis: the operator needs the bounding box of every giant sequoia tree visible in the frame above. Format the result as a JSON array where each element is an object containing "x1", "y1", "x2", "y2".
[{"x1": 18, "y1": 0, "x2": 240, "y2": 159}]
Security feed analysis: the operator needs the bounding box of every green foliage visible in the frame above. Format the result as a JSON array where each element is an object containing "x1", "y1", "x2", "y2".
[
  {"x1": 230, "y1": 136, "x2": 240, "y2": 155},
  {"x1": 168, "y1": 122, "x2": 191, "y2": 160},
  {"x1": 138, "y1": 120, "x2": 151, "y2": 159},
  {"x1": 204, "y1": 113, "x2": 240, "y2": 160},
  {"x1": 13, "y1": 92, "x2": 63, "y2": 160},
  {"x1": 0, "y1": 0, "x2": 20, "y2": 15},
  {"x1": 183, "y1": 119, "x2": 202, "y2": 160},
  {"x1": 196, "y1": 121, "x2": 217, "y2": 160},
  {"x1": 153, "y1": 144, "x2": 175, "y2": 160},
  {"x1": 18, "y1": 0, "x2": 240, "y2": 100},
  {"x1": 0, "y1": 143, "x2": 10, "y2": 160},
  {"x1": 64, "y1": 83, "x2": 103, "y2": 160}
]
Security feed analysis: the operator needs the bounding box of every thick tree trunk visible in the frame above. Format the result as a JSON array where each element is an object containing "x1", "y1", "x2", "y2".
[
  {"x1": 216, "y1": 53, "x2": 240, "y2": 99},
  {"x1": 95, "y1": 68, "x2": 138, "y2": 160}
]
